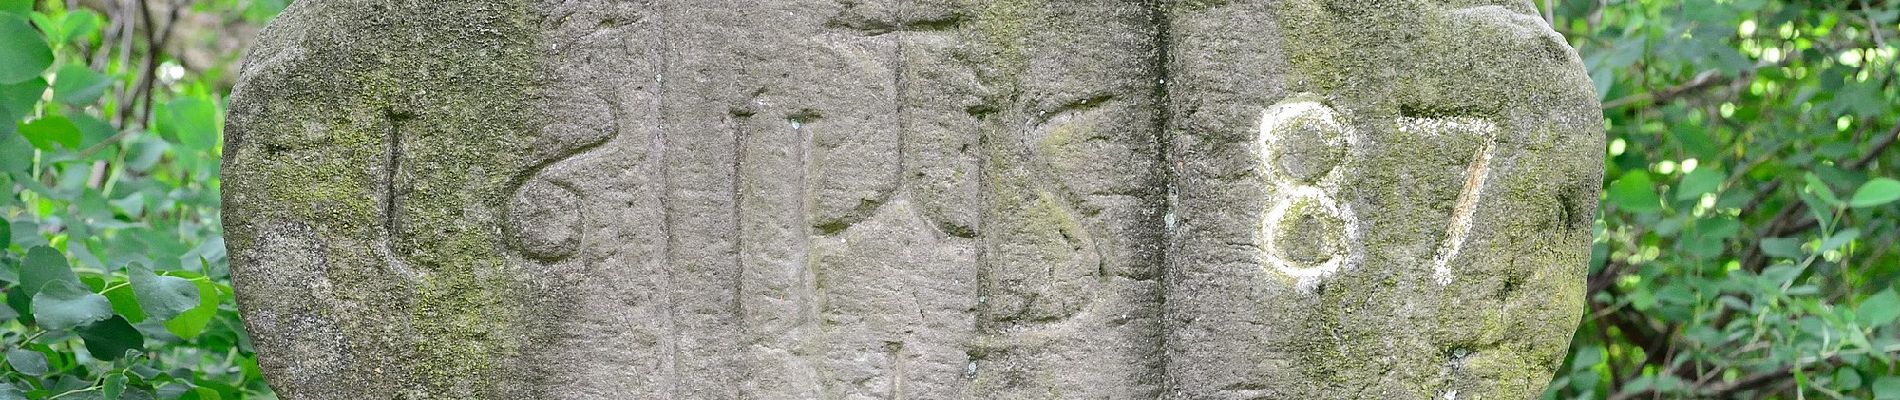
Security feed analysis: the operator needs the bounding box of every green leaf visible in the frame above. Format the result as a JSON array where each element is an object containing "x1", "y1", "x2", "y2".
[
  {"x1": 127, "y1": 364, "x2": 159, "y2": 380},
  {"x1": 0, "y1": 14, "x2": 51, "y2": 84},
  {"x1": 1675, "y1": 168, "x2": 1723, "y2": 200},
  {"x1": 3, "y1": 349, "x2": 47, "y2": 376},
  {"x1": 1818, "y1": 229, "x2": 1860, "y2": 253},
  {"x1": 0, "y1": 384, "x2": 20, "y2": 400},
  {"x1": 19, "y1": 115, "x2": 83, "y2": 150},
  {"x1": 119, "y1": 389, "x2": 154, "y2": 400},
  {"x1": 102, "y1": 277, "x2": 146, "y2": 323},
  {"x1": 156, "y1": 96, "x2": 220, "y2": 151},
  {"x1": 0, "y1": 0, "x2": 29, "y2": 15},
  {"x1": 31, "y1": 279, "x2": 114, "y2": 330},
  {"x1": 1850, "y1": 178, "x2": 1900, "y2": 208},
  {"x1": 0, "y1": 129, "x2": 29, "y2": 173},
  {"x1": 1609, "y1": 171, "x2": 1663, "y2": 212},
  {"x1": 53, "y1": 9, "x2": 100, "y2": 46},
  {"x1": 1670, "y1": 123, "x2": 1720, "y2": 159},
  {"x1": 0, "y1": 219, "x2": 8, "y2": 247},
  {"x1": 1859, "y1": 289, "x2": 1900, "y2": 328},
  {"x1": 1804, "y1": 173, "x2": 1841, "y2": 207},
  {"x1": 1875, "y1": 376, "x2": 1900, "y2": 400},
  {"x1": 0, "y1": 76, "x2": 42, "y2": 123},
  {"x1": 190, "y1": 387, "x2": 224, "y2": 400},
  {"x1": 70, "y1": 112, "x2": 115, "y2": 153},
  {"x1": 3, "y1": 290, "x2": 24, "y2": 323},
  {"x1": 129, "y1": 262, "x2": 200, "y2": 322},
  {"x1": 51, "y1": 64, "x2": 109, "y2": 105},
  {"x1": 0, "y1": 257, "x2": 14, "y2": 286},
  {"x1": 1762, "y1": 264, "x2": 1802, "y2": 286},
  {"x1": 20, "y1": 245, "x2": 78, "y2": 299},
  {"x1": 1760, "y1": 237, "x2": 1803, "y2": 259},
  {"x1": 104, "y1": 374, "x2": 125, "y2": 400},
  {"x1": 1837, "y1": 367, "x2": 1864, "y2": 391},
  {"x1": 155, "y1": 384, "x2": 190, "y2": 400},
  {"x1": 77, "y1": 315, "x2": 143, "y2": 361},
  {"x1": 163, "y1": 278, "x2": 219, "y2": 339}
]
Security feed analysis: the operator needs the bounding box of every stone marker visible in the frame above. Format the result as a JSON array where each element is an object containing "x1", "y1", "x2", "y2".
[{"x1": 222, "y1": 0, "x2": 1602, "y2": 398}]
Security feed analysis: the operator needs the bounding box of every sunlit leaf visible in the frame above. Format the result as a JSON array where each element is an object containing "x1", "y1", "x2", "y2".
[
  {"x1": 0, "y1": 0, "x2": 28, "y2": 15},
  {"x1": 156, "y1": 96, "x2": 220, "y2": 151},
  {"x1": 162, "y1": 277, "x2": 219, "y2": 339},
  {"x1": 1609, "y1": 171, "x2": 1663, "y2": 212},
  {"x1": 53, "y1": 9, "x2": 100, "y2": 46},
  {"x1": 18, "y1": 115, "x2": 82, "y2": 150},
  {"x1": 1675, "y1": 168, "x2": 1723, "y2": 200},
  {"x1": 1850, "y1": 178, "x2": 1900, "y2": 208},
  {"x1": 102, "y1": 278, "x2": 146, "y2": 323}
]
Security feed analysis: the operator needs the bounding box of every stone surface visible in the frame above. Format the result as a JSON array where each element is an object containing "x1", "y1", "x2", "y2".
[{"x1": 221, "y1": 0, "x2": 1602, "y2": 398}]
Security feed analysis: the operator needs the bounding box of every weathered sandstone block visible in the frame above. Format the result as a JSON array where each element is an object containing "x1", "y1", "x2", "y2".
[{"x1": 223, "y1": 1, "x2": 1602, "y2": 398}]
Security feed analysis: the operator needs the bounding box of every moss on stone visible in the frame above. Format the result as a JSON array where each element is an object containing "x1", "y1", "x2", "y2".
[{"x1": 224, "y1": 0, "x2": 554, "y2": 396}]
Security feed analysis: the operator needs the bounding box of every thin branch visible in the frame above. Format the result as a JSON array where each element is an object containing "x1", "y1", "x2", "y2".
[
  {"x1": 1850, "y1": 123, "x2": 1900, "y2": 170},
  {"x1": 1860, "y1": 0, "x2": 1888, "y2": 48},
  {"x1": 1602, "y1": 69, "x2": 1729, "y2": 110}
]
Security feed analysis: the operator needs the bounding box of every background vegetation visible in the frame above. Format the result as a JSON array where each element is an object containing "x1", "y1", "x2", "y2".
[
  {"x1": 0, "y1": 0, "x2": 1894, "y2": 399},
  {"x1": 2, "y1": 0, "x2": 279, "y2": 398},
  {"x1": 1547, "y1": 0, "x2": 1900, "y2": 399}
]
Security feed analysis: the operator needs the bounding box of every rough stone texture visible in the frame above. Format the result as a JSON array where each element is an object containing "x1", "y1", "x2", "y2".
[{"x1": 221, "y1": 0, "x2": 1602, "y2": 398}]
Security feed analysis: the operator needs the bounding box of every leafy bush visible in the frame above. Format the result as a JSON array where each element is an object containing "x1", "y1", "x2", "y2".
[
  {"x1": 2, "y1": 0, "x2": 281, "y2": 398},
  {"x1": 1544, "y1": 0, "x2": 1900, "y2": 398}
]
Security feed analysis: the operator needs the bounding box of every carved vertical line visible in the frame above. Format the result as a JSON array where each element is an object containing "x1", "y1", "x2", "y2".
[
  {"x1": 731, "y1": 111, "x2": 748, "y2": 345},
  {"x1": 969, "y1": 93, "x2": 995, "y2": 381},
  {"x1": 794, "y1": 112, "x2": 824, "y2": 396},
  {"x1": 378, "y1": 110, "x2": 416, "y2": 280},
  {"x1": 381, "y1": 112, "x2": 402, "y2": 241},
  {"x1": 1148, "y1": 0, "x2": 1177, "y2": 395},
  {"x1": 793, "y1": 114, "x2": 823, "y2": 395},
  {"x1": 886, "y1": 341, "x2": 907, "y2": 400}
]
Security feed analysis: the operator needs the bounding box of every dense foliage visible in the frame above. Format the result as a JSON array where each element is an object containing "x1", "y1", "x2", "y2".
[
  {"x1": 1, "y1": 0, "x2": 281, "y2": 398},
  {"x1": 0, "y1": 0, "x2": 1894, "y2": 399},
  {"x1": 1545, "y1": 0, "x2": 1900, "y2": 398}
]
